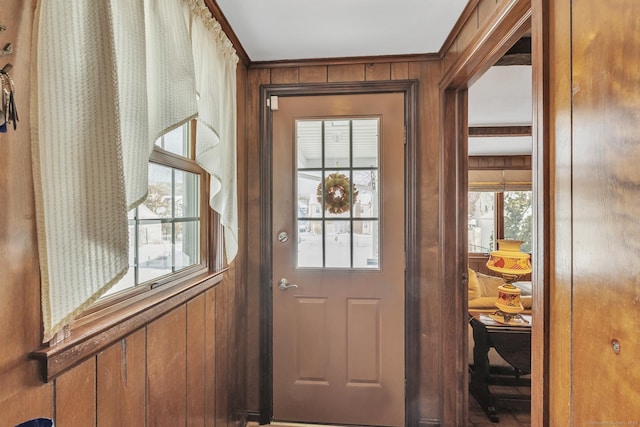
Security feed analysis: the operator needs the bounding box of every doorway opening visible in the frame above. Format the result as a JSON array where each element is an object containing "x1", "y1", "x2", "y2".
[{"x1": 439, "y1": 0, "x2": 546, "y2": 425}]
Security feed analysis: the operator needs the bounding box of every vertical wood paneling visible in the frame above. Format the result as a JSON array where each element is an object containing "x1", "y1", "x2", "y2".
[
  {"x1": 215, "y1": 284, "x2": 229, "y2": 427},
  {"x1": 299, "y1": 65, "x2": 328, "y2": 83},
  {"x1": 55, "y1": 358, "x2": 96, "y2": 427},
  {"x1": 365, "y1": 63, "x2": 391, "y2": 81},
  {"x1": 390, "y1": 62, "x2": 409, "y2": 80},
  {"x1": 97, "y1": 330, "x2": 146, "y2": 427},
  {"x1": 147, "y1": 307, "x2": 187, "y2": 427},
  {"x1": 327, "y1": 64, "x2": 365, "y2": 82},
  {"x1": 271, "y1": 67, "x2": 299, "y2": 84},
  {"x1": 205, "y1": 288, "x2": 217, "y2": 427},
  {"x1": 0, "y1": 384, "x2": 53, "y2": 427},
  {"x1": 232, "y1": 63, "x2": 249, "y2": 427},
  {"x1": 225, "y1": 268, "x2": 239, "y2": 426},
  {"x1": 408, "y1": 60, "x2": 444, "y2": 421},
  {"x1": 571, "y1": 1, "x2": 640, "y2": 424},
  {"x1": 546, "y1": 0, "x2": 573, "y2": 424},
  {"x1": 187, "y1": 295, "x2": 206, "y2": 427}
]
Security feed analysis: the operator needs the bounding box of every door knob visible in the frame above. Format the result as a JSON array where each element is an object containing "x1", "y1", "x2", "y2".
[{"x1": 278, "y1": 278, "x2": 299, "y2": 290}]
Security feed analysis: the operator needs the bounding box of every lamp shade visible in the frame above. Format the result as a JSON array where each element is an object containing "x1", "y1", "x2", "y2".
[{"x1": 486, "y1": 239, "x2": 532, "y2": 276}]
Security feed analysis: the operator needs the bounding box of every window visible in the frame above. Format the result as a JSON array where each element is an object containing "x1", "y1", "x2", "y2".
[
  {"x1": 468, "y1": 190, "x2": 532, "y2": 254},
  {"x1": 102, "y1": 122, "x2": 213, "y2": 300},
  {"x1": 295, "y1": 119, "x2": 380, "y2": 269}
]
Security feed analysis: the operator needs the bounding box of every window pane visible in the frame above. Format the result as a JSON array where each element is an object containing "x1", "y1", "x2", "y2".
[
  {"x1": 103, "y1": 222, "x2": 136, "y2": 297},
  {"x1": 504, "y1": 191, "x2": 533, "y2": 253},
  {"x1": 142, "y1": 163, "x2": 172, "y2": 219},
  {"x1": 468, "y1": 191, "x2": 495, "y2": 253},
  {"x1": 298, "y1": 220, "x2": 323, "y2": 268},
  {"x1": 297, "y1": 171, "x2": 322, "y2": 218},
  {"x1": 175, "y1": 220, "x2": 200, "y2": 270},
  {"x1": 324, "y1": 120, "x2": 350, "y2": 168},
  {"x1": 297, "y1": 121, "x2": 322, "y2": 169},
  {"x1": 138, "y1": 222, "x2": 172, "y2": 283},
  {"x1": 353, "y1": 170, "x2": 379, "y2": 218},
  {"x1": 175, "y1": 170, "x2": 199, "y2": 218},
  {"x1": 353, "y1": 220, "x2": 378, "y2": 268},
  {"x1": 155, "y1": 124, "x2": 189, "y2": 157},
  {"x1": 353, "y1": 119, "x2": 379, "y2": 168},
  {"x1": 295, "y1": 117, "x2": 380, "y2": 271},
  {"x1": 323, "y1": 170, "x2": 352, "y2": 218},
  {"x1": 325, "y1": 220, "x2": 350, "y2": 268}
]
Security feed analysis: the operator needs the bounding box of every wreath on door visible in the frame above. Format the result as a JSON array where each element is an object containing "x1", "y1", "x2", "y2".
[{"x1": 317, "y1": 172, "x2": 358, "y2": 215}]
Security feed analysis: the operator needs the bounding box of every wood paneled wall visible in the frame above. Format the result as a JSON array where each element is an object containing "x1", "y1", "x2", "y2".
[
  {"x1": 0, "y1": 1, "x2": 248, "y2": 426},
  {"x1": 546, "y1": 0, "x2": 640, "y2": 424}
]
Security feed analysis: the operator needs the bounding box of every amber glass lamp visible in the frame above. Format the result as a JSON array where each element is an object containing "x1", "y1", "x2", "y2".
[{"x1": 486, "y1": 239, "x2": 532, "y2": 323}]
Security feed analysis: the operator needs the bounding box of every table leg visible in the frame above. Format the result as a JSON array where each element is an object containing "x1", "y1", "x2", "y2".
[{"x1": 469, "y1": 322, "x2": 499, "y2": 423}]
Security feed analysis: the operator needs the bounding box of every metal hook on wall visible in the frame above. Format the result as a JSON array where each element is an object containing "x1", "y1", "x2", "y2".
[{"x1": 1, "y1": 43, "x2": 13, "y2": 57}]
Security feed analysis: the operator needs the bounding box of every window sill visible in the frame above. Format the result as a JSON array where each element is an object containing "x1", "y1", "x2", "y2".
[{"x1": 29, "y1": 268, "x2": 227, "y2": 382}]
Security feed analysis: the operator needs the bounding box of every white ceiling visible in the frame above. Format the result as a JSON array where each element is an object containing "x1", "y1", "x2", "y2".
[
  {"x1": 214, "y1": 1, "x2": 532, "y2": 156},
  {"x1": 215, "y1": 0, "x2": 469, "y2": 62},
  {"x1": 468, "y1": 65, "x2": 533, "y2": 156}
]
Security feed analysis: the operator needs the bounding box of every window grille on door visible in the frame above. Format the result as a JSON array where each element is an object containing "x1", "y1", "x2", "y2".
[{"x1": 295, "y1": 118, "x2": 380, "y2": 269}]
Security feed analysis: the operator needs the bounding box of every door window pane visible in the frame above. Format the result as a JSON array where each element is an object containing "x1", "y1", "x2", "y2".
[
  {"x1": 323, "y1": 170, "x2": 352, "y2": 218},
  {"x1": 325, "y1": 221, "x2": 351, "y2": 268},
  {"x1": 353, "y1": 170, "x2": 379, "y2": 217},
  {"x1": 352, "y1": 119, "x2": 379, "y2": 168},
  {"x1": 294, "y1": 118, "x2": 380, "y2": 269},
  {"x1": 324, "y1": 120, "x2": 350, "y2": 168},
  {"x1": 298, "y1": 220, "x2": 323, "y2": 268},
  {"x1": 297, "y1": 121, "x2": 322, "y2": 168},
  {"x1": 468, "y1": 191, "x2": 495, "y2": 253},
  {"x1": 297, "y1": 171, "x2": 323, "y2": 218},
  {"x1": 353, "y1": 220, "x2": 379, "y2": 268}
]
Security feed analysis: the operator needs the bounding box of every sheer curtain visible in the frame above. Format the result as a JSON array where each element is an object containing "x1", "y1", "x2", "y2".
[
  {"x1": 32, "y1": 0, "x2": 237, "y2": 342},
  {"x1": 186, "y1": 0, "x2": 239, "y2": 263}
]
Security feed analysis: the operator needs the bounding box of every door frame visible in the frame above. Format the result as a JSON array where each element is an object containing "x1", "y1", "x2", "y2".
[
  {"x1": 259, "y1": 81, "x2": 418, "y2": 426},
  {"x1": 438, "y1": 0, "x2": 548, "y2": 425}
]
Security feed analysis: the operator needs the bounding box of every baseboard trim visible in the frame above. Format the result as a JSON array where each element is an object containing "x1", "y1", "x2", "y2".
[
  {"x1": 246, "y1": 410, "x2": 261, "y2": 423},
  {"x1": 417, "y1": 418, "x2": 441, "y2": 427}
]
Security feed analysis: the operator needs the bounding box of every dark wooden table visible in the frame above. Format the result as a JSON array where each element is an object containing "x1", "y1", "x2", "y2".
[{"x1": 468, "y1": 312, "x2": 532, "y2": 422}]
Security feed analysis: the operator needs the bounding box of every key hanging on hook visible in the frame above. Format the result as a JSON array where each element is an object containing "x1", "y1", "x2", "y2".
[{"x1": 0, "y1": 68, "x2": 18, "y2": 131}]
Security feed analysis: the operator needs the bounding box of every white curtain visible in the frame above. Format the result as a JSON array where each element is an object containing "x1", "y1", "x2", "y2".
[
  {"x1": 32, "y1": 0, "x2": 235, "y2": 341},
  {"x1": 186, "y1": 0, "x2": 239, "y2": 262}
]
